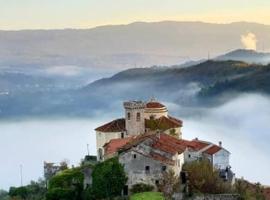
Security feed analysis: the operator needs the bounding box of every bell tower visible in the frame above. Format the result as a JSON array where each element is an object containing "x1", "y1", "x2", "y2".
[{"x1": 123, "y1": 101, "x2": 146, "y2": 136}]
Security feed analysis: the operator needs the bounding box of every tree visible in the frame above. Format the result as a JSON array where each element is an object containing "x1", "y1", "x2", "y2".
[
  {"x1": 46, "y1": 168, "x2": 84, "y2": 200},
  {"x1": 234, "y1": 179, "x2": 265, "y2": 200},
  {"x1": 92, "y1": 157, "x2": 127, "y2": 199},
  {"x1": 158, "y1": 169, "x2": 180, "y2": 200},
  {"x1": 8, "y1": 179, "x2": 46, "y2": 200},
  {"x1": 9, "y1": 186, "x2": 28, "y2": 200},
  {"x1": 182, "y1": 160, "x2": 232, "y2": 195}
]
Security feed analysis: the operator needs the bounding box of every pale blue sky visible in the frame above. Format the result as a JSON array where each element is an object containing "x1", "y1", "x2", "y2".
[{"x1": 0, "y1": 0, "x2": 270, "y2": 30}]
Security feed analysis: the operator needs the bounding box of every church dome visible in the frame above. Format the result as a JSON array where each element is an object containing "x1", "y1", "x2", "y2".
[
  {"x1": 144, "y1": 99, "x2": 168, "y2": 119},
  {"x1": 146, "y1": 101, "x2": 166, "y2": 109}
]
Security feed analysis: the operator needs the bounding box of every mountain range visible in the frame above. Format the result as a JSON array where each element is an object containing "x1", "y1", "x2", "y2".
[
  {"x1": 1, "y1": 49, "x2": 270, "y2": 118},
  {"x1": 1, "y1": 21, "x2": 270, "y2": 71}
]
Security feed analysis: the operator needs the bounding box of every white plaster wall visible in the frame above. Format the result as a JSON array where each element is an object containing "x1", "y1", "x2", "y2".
[
  {"x1": 95, "y1": 131, "x2": 124, "y2": 160},
  {"x1": 184, "y1": 149, "x2": 202, "y2": 163},
  {"x1": 213, "y1": 149, "x2": 230, "y2": 170},
  {"x1": 144, "y1": 108, "x2": 168, "y2": 119}
]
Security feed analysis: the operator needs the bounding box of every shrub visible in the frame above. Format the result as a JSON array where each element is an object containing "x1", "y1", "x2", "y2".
[
  {"x1": 131, "y1": 183, "x2": 154, "y2": 194},
  {"x1": 92, "y1": 157, "x2": 127, "y2": 199},
  {"x1": 182, "y1": 160, "x2": 232, "y2": 195},
  {"x1": 47, "y1": 168, "x2": 84, "y2": 200}
]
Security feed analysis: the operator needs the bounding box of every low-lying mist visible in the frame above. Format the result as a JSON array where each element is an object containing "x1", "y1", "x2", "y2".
[
  {"x1": 181, "y1": 93, "x2": 270, "y2": 185},
  {"x1": 0, "y1": 93, "x2": 269, "y2": 190}
]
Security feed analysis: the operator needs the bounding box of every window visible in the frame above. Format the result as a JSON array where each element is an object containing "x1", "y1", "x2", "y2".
[
  {"x1": 155, "y1": 180, "x2": 159, "y2": 185},
  {"x1": 188, "y1": 154, "x2": 191, "y2": 158},
  {"x1": 98, "y1": 148, "x2": 103, "y2": 161},
  {"x1": 133, "y1": 154, "x2": 137, "y2": 159},
  {"x1": 127, "y1": 112, "x2": 131, "y2": 120},
  {"x1": 145, "y1": 166, "x2": 150, "y2": 173},
  {"x1": 121, "y1": 132, "x2": 124, "y2": 138},
  {"x1": 150, "y1": 115, "x2": 155, "y2": 120},
  {"x1": 136, "y1": 112, "x2": 140, "y2": 121},
  {"x1": 162, "y1": 166, "x2": 167, "y2": 172}
]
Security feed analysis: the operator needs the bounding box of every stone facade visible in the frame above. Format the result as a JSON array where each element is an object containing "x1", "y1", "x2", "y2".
[
  {"x1": 124, "y1": 101, "x2": 146, "y2": 136},
  {"x1": 95, "y1": 99, "x2": 183, "y2": 161},
  {"x1": 118, "y1": 133, "x2": 185, "y2": 190}
]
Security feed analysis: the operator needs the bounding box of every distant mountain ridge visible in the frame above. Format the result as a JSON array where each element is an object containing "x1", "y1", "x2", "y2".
[
  {"x1": 1, "y1": 50, "x2": 270, "y2": 118},
  {"x1": 1, "y1": 21, "x2": 270, "y2": 70},
  {"x1": 216, "y1": 49, "x2": 270, "y2": 64}
]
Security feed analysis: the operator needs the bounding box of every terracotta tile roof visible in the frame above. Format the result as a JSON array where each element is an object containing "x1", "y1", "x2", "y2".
[
  {"x1": 152, "y1": 133, "x2": 186, "y2": 154},
  {"x1": 120, "y1": 132, "x2": 187, "y2": 155},
  {"x1": 145, "y1": 116, "x2": 182, "y2": 131},
  {"x1": 119, "y1": 131, "x2": 157, "y2": 152},
  {"x1": 149, "y1": 152, "x2": 175, "y2": 165},
  {"x1": 168, "y1": 116, "x2": 183, "y2": 126},
  {"x1": 104, "y1": 137, "x2": 133, "y2": 155},
  {"x1": 203, "y1": 145, "x2": 222, "y2": 155},
  {"x1": 146, "y1": 101, "x2": 166, "y2": 108},
  {"x1": 189, "y1": 140, "x2": 210, "y2": 151},
  {"x1": 95, "y1": 118, "x2": 125, "y2": 132}
]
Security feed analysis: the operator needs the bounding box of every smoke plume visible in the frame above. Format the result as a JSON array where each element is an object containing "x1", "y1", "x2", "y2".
[{"x1": 241, "y1": 32, "x2": 258, "y2": 50}]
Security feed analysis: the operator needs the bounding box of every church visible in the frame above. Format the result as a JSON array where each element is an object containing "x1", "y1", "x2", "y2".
[
  {"x1": 94, "y1": 99, "x2": 234, "y2": 190},
  {"x1": 95, "y1": 99, "x2": 183, "y2": 161}
]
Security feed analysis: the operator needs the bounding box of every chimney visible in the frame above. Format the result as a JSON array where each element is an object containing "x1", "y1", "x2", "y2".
[{"x1": 219, "y1": 141, "x2": 222, "y2": 147}]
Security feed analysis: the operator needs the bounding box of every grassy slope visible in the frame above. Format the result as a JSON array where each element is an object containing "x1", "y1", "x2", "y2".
[{"x1": 130, "y1": 192, "x2": 164, "y2": 200}]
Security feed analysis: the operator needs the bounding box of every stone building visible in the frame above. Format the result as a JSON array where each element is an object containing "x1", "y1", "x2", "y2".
[
  {"x1": 95, "y1": 99, "x2": 183, "y2": 161},
  {"x1": 118, "y1": 132, "x2": 185, "y2": 190},
  {"x1": 94, "y1": 99, "x2": 233, "y2": 192}
]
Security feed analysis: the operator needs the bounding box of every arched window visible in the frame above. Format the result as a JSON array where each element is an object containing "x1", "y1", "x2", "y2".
[
  {"x1": 127, "y1": 112, "x2": 131, "y2": 120},
  {"x1": 136, "y1": 112, "x2": 140, "y2": 121},
  {"x1": 98, "y1": 148, "x2": 103, "y2": 161}
]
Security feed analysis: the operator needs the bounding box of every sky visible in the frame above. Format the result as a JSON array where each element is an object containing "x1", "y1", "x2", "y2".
[{"x1": 0, "y1": 0, "x2": 270, "y2": 30}]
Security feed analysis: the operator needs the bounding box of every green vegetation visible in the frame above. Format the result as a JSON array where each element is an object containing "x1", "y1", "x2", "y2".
[
  {"x1": 145, "y1": 119, "x2": 171, "y2": 131},
  {"x1": 46, "y1": 168, "x2": 84, "y2": 200},
  {"x1": 130, "y1": 192, "x2": 164, "y2": 200},
  {"x1": 92, "y1": 157, "x2": 127, "y2": 199},
  {"x1": 234, "y1": 179, "x2": 265, "y2": 200},
  {"x1": 8, "y1": 179, "x2": 46, "y2": 200},
  {"x1": 182, "y1": 160, "x2": 232, "y2": 195},
  {"x1": 130, "y1": 183, "x2": 154, "y2": 194}
]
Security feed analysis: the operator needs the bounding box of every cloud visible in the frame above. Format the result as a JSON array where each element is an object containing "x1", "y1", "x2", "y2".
[
  {"x1": 182, "y1": 93, "x2": 270, "y2": 185},
  {"x1": 45, "y1": 65, "x2": 84, "y2": 77},
  {"x1": 241, "y1": 32, "x2": 258, "y2": 50}
]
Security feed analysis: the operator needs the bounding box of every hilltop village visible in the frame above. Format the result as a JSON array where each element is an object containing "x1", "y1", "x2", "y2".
[
  {"x1": 20, "y1": 99, "x2": 267, "y2": 200},
  {"x1": 94, "y1": 99, "x2": 235, "y2": 192}
]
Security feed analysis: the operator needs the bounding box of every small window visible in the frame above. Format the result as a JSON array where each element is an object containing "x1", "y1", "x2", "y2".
[
  {"x1": 98, "y1": 148, "x2": 103, "y2": 161},
  {"x1": 155, "y1": 180, "x2": 159, "y2": 185},
  {"x1": 188, "y1": 154, "x2": 191, "y2": 158},
  {"x1": 136, "y1": 112, "x2": 140, "y2": 121},
  {"x1": 121, "y1": 132, "x2": 124, "y2": 138},
  {"x1": 145, "y1": 166, "x2": 150, "y2": 173},
  {"x1": 127, "y1": 112, "x2": 131, "y2": 120},
  {"x1": 133, "y1": 154, "x2": 137, "y2": 159},
  {"x1": 162, "y1": 166, "x2": 167, "y2": 172}
]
